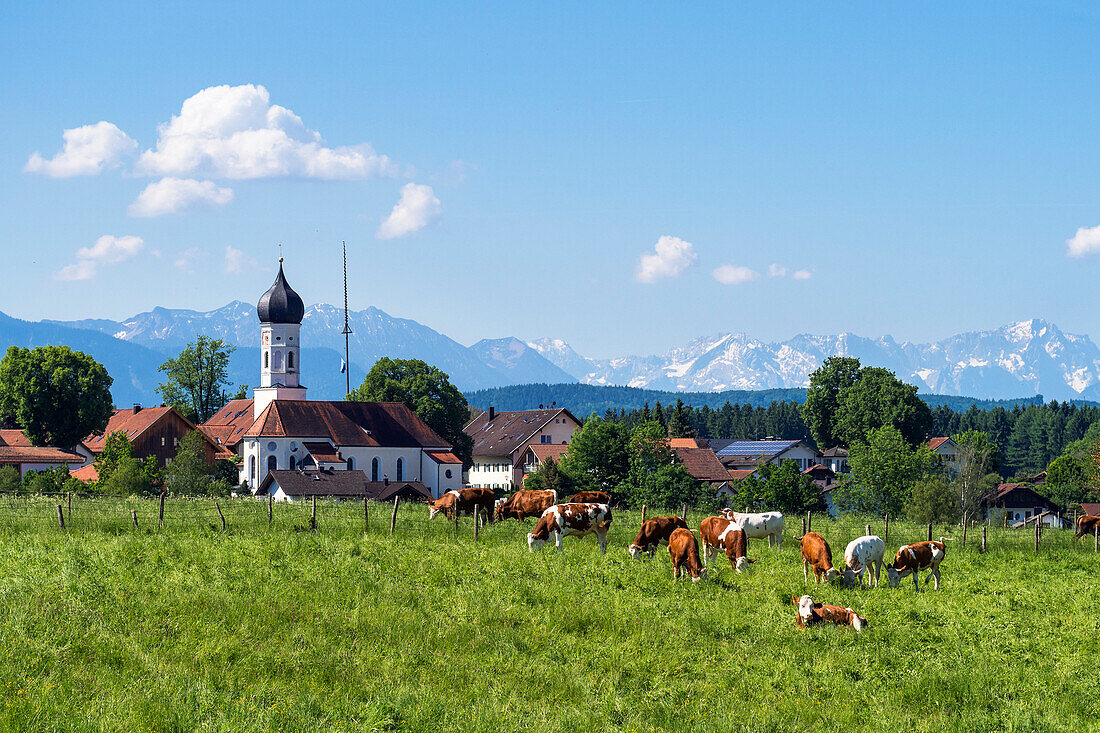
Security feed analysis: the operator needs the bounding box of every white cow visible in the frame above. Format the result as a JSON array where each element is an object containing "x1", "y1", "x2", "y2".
[
  {"x1": 720, "y1": 510, "x2": 784, "y2": 548},
  {"x1": 842, "y1": 535, "x2": 886, "y2": 588}
]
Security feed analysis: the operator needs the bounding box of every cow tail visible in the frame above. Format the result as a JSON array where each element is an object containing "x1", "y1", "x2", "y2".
[{"x1": 550, "y1": 490, "x2": 558, "y2": 505}]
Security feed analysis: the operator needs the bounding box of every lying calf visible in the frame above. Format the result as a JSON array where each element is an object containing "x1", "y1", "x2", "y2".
[{"x1": 792, "y1": 595, "x2": 867, "y2": 632}]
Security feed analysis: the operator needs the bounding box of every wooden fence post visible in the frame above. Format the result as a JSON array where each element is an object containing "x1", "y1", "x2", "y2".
[
  {"x1": 641, "y1": 504, "x2": 647, "y2": 525},
  {"x1": 390, "y1": 496, "x2": 399, "y2": 536},
  {"x1": 159, "y1": 492, "x2": 165, "y2": 528},
  {"x1": 56, "y1": 505, "x2": 65, "y2": 530},
  {"x1": 268, "y1": 491, "x2": 273, "y2": 525},
  {"x1": 801, "y1": 515, "x2": 806, "y2": 537},
  {"x1": 66, "y1": 492, "x2": 71, "y2": 522},
  {"x1": 474, "y1": 504, "x2": 480, "y2": 540},
  {"x1": 961, "y1": 513, "x2": 967, "y2": 546},
  {"x1": 131, "y1": 509, "x2": 138, "y2": 529},
  {"x1": 927, "y1": 523, "x2": 932, "y2": 542},
  {"x1": 1003, "y1": 513, "x2": 1008, "y2": 529},
  {"x1": 453, "y1": 504, "x2": 459, "y2": 536},
  {"x1": 1094, "y1": 524, "x2": 1098, "y2": 553},
  {"x1": 216, "y1": 502, "x2": 226, "y2": 531},
  {"x1": 884, "y1": 514, "x2": 889, "y2": 544},
  {"x1": 310, "y1": 496, "x2": 317, "y2": 531},
  {"x1": 806, "y1": 511, "x2": 811, "y2": 533},
  {"x1": 1034, "y1": 518, "x2": 1040, "y2": 552},
  {"x1": 681, "y1": 503, "x2": 688, "y2": 521},
  {"x1": 363, "y1": 495, "x2": 369, "y2": 534},
  {"x1": 981, "y1": 525, "x2": 986, "y2": 553},
  {"x1": 865, "y1": 523, "x2": 871, "y2": 538}
]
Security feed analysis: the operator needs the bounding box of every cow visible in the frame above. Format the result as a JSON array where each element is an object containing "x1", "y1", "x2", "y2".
[
  {"x1": 668, "y1": 528, "x2": 706, "y2": 582},
  {"x1": 792, "y1": 595, "x2": 867, "y2": 632},
  {"x1": 527, "y1": 503, "x2": 613, "y2": 554},
  {"x1": 1074, "y1": 515, "x2": 1100, "y2": 541},
  {"x1": 699, "y1": 516, "x2": 755, "y2": 572},
  {"x1": 842, "y1": 535, "x2": 887, "y2": 589},
  {"x1": 798, "y1": 532, "x2": 841, "y2": 583},
  {"x1": 427, "y1": 488, "x2": 495, "y2": 524},
  {"x1": 886, "y1": 540, "x2": 946, "y2": 591},
  {"x1": 495, "y1": 489, "x2": 557, "y2": 522},
  {"x1": 719, "y1": 509, "x2": 784, "y2": 548},
  {"x1": 628, "y1": 516, "x2": 690, "y2": 558},
  {"x1": 567, "y1": 490, "x2": 611, "y2": 505}
]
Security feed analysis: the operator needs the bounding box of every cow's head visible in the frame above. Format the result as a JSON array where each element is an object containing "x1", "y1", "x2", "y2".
[
  {"x1": 428, "y1": 502, "x2": 444, "y2": 520},
  {"x1": 527, "y1": 532, "x2": 546, "y2": 552},
  {"x1": 824, "y1": 567, "x2": 841, "y2": 583},
  {"x1": 734, "y1": 556, "x2": 756, "y2": 572},
  {"x1": 690, "y1": 566, "x2": 707, "y2": 583},
  {"x1": 885, "y1": 564, "x2": 902, "y2": 588},
  {"x1": 851, "y1": 613, "x2": 868, "y2": 632},
  {"x1": 627, "y1": 544, "x2": 645, "y2": 559},
  {"x1": 842, "y1": 568, "x2": 859, "y2": 587}
]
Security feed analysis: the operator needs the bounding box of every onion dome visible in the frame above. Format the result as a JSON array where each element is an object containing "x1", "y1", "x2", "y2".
[{"x1": 257, "y1": 260, "x2": 305, "y2": 324}]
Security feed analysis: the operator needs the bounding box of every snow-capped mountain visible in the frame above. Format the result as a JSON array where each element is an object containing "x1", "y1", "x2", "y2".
[{"x1": 528, "y1": 319, "x2": 1100, "y2": 402}]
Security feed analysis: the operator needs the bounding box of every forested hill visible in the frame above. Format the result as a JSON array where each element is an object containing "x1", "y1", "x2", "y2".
[{"x1": 463, "y1": 382, "x2": 1048, "y2": 416}]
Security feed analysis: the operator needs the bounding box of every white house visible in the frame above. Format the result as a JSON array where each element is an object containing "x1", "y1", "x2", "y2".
[
  {"x1": 979, "y1": 483, "x2": 1065, "y2": 528},
  {"x1": 256, "y1": 468, "x2": 432, "y2": 503},
  {"x1": 198, "y1": 259, "x2": 463, "y2": 499},
  {"x1": 464, "y1": 406, "x2": 581, "y2": 490},
  {"x1": 708, "y1": 439, "x2": 821, "y2": 471}
]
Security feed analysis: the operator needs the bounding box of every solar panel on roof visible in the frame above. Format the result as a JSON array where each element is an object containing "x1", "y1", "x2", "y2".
[{"x1": 716, "y1": 440, "x2": 799, "y2": 456}]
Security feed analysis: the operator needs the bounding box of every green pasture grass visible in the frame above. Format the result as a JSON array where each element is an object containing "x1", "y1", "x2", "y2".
[{"x1": 0, "y1": 495, "x2": 1096, "y2": 732}]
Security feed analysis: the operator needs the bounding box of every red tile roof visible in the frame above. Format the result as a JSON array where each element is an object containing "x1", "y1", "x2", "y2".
[
  {"x1": 669, "y1": 437, "x2": 709, "y2": 449},
  {"x1": 83, "y1": 407, "x2": 175, "y2": 451},
  {"x1": 528, "y1": 444, "x2": 570, "y2": 462},
  {"x1": 928, "y1": 437, "x2": 953, "y2": 451},
  {"x1": 674, "y1": 445, "x2": 734, "y2": 483},
  {"x1": 1079, "y1": 503, "x2": 1100, "y2": 517},
  {"x1": 0, "y1": 430, "x2": 86, "y2": 465},
  {"x1": 464, "y1": 408, "x2": 580, "y2": 456},
  {"x1": 199, "y1": 399, "x2": 256, "y2": 448},
  {"x1": 727, "y1": 469, "x2": 757, "y2": 480},
  {"x1": 425, "y1": 450, "x2": 462, "y2": 464},
  {"x1": 245, "y1": 400, "x2": 449, "y2": 449},
  {"x1": 71, "y1": 464, "x2": 98, "y2": 482}
]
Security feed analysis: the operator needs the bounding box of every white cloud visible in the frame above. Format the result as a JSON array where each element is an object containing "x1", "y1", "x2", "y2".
[
  {"x1": 135, "y1": 84, "x2": 396, "y2": 180},
  {"x1": 24, "y1": 121, "x2": 137, "y2": 178},
  {"x1": 1067, "y1": 225, "x2": 1100, "y2": 257},
  {"x1": 54, "y1": 235, "x2": 144, "y2": 281},
  {"x1": 128, "y1": 177, "x2": 234, "y2": 217},
  {"x1": 712, "y1": 264, "x2": 760, "y2": 285},
  {"x1": 792, "y1": 269, "x2": 813, "y2": 280},
  {"x1": 376, "y1": 183, "x2": 442, "y2": 239},
  {"x1": 767, "y1": 264, "x2": 788, "y2": 278},
  {"x1": 635, "y1": 236, "x2": 698, "y2": 283},
  {"x1": 224, "y1": 245, "x2": 255, "y2": 274}
]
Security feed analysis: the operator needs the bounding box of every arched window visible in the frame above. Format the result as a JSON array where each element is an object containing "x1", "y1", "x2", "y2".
[
  {"x1": 347, "y1": 457, "x2": 355, "y2": 471},
  {"x1": 273, "y1": 351, "x2": 283, "y2": 370},
  {"x1": 249, "y1": 456, "x2": 256, "y2": 484},
  {"x1": 396, "y1": 457, "x2": 404, "y2": 481},
  {"x1": 445, "y1": 469, "x2": 452, "y2": 479},
  {"x1": 264, "y1": 351, "x2": 270, "y2": 369},
  {"x1": 267, "y1": 455, "x2": 277, "y2": 473},
  {"x1": 371, "y1": 458, "x2": 380, "y2": 482},
  {"x1": 288, "y1": 351, "x2": 295, "y2": 369},
  {"x1": 289, "y1": 456, "x2": 296, "y2": 470}
]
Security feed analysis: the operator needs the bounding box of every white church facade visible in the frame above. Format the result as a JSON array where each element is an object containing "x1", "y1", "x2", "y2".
[{"x1": 199, "y1": 260, "x2": 463, "y2": 499}]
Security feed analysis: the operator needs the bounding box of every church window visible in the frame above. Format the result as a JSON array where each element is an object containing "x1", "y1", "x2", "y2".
[
  {"x1": 396, "y1": 458, "x2": 405, "y2": 481},
  {"x1": 372, "y1": 458, "x2": 380, "y2": 482},
  {"x1": 273, "y1": 351, "x2": 284, "y2": 370},
  {"x1": 267, "y1": 455, "x2": 277, "y2": 473},
  {"x1": 249, "y1": 456, "x2": 256, "y2": 483},
  {"x1": 289, "y1": 456, "x2": 296, "y2": 470},
  {"x1": 347, "y1": 457, "x2": 355, "y2": 471},
  {"x1": 264, "y1": 351, "x2": 269, "y2": 369},
  {"x1": 288, "y1": 352, "x2": 295, "y2": 369},
  {"x1": 445, "y1": 469, "x2": 453, "y2": 479}
]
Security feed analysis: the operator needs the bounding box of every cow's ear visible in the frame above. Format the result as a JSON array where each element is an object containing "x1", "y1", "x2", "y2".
[{"x1": 747, "y1": 558, "x2": 757, "y2": 563}]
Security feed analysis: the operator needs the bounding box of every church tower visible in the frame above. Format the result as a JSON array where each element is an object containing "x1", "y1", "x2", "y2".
[{"x1": 253, "y1": 258, "x2": 308, "y2": 419}]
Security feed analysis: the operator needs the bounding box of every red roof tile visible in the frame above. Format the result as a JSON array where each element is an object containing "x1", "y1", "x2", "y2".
[
  {"x1": 244, "y1": 400, "x2": 449, "y2": 449},
  {"x1": 425, "y1": 450, "x2": 462, "y2": 464},
  {"x1": 464, "y1": 408, "x2": 580, "y2": 456},
  {"x1": 0, "y1": 430, "x2": 86, "y2": 465},
  {"x1": 674, "y1": 446, "x2": 735, "y2": 482},
  {"x1": 71, "y1": 464, "x2": 99, "y2": 482},
  {"x1": 302, "y1": 441, "x2": 342, "y2": 463},
  {"x1": 528, "y1": 444, "x2": 570, "y2": 462}
]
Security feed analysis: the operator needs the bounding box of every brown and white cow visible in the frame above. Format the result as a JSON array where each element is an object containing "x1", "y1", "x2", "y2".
[
  {"x1": 1074, "y1": 515, "x2": 1100, "y2": 541},
  {"x1": 566, "y1": 490, "x2": 611, "y2": 505},
  {"x1": 628, "y1": 516, "x2": 690, "y2": 558},
  {"x1": 495, "y1": 489, "x2": 558, "y2": 522},
  {"x1": 527, "y1": 503, "x2": 613, "y2": 554},
  {"x1": 799, "y1": 532, "x2": 841, "y2": 583},
  {"x1": 427, "y1": 488, "x2": 495, "y2": 523},
  {"x1": 792, "y1": 595, "x2": 867, "y2": 632},
  {"x1": 668, "y1": 527, "x2": 706, "y2": 582},
  {"x1": 719, "y1": 509, "x2": 784, "y2": 548},
  {"x1": 842, "y1": 535, "x2": 887, "y2": 589},
  {"x1": 886, "y1": 540, "x2": 946, "y2": 591},
  {"x1": 699, "y1": 516, "x2": 754, "y2": 572}
]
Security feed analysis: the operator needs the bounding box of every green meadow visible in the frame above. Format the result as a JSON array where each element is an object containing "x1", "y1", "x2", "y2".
[{"x1": 0, "y1": 495, "x2": 1097, "y2": 732}]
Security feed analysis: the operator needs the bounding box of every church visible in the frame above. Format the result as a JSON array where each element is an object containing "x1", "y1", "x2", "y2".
[{"x1": 199, "y1": 259, "x2": 463, "y2": 499}]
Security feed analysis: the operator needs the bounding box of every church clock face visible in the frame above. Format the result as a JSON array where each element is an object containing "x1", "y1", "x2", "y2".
[
  {"x1": 267, "y1": 441, "x2": 277, "y2": 452},
  {"x1": 262, "y1": 332, "x2": 271, "y2": 346}
]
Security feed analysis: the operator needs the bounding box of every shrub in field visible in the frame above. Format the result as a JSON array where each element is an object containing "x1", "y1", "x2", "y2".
[
  {"x1": 905, "y1": 475, "x2": 957, "y2": 524},
  {"x1": 0, "y1": 466, "x2": 18, "y2": 492},
  {"x1": 21, "y1": 465, "x2": 69, "y2": 494},
  {"x1": 163, "y1": 430, "x2": 232, "y2": 496}
]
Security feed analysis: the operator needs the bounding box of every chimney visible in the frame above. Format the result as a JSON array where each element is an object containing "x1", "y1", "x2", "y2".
[
  {"x1": 132, "y1": 403, "x2": 142, "y2": 414},
  {"x1": 488, "y1": 406, "x2": 495, "y2": 421}
]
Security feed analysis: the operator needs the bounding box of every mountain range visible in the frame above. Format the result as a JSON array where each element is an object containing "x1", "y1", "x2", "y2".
[{"x1": 3, "y1": 300, "x2": 1099, "y2": 406}]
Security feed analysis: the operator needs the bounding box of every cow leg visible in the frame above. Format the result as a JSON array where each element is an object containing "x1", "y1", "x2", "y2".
[
  {"x1": 929, "y1": 568, "x2": 941, "y2": 590},
  {"x1": 872, "y1": 560, "x2": 881, "y2": 589},
  {"x1": 768, "y1": 534, "x2": 774, "y2": 548},
  {"x1": 803, "y1": 559, "x2": 809, "y2": 582},
  {"x1": 597, "y1": 528, "x2": 608, "y2": 555},
  {"x1": 913, "y1": 571, "x2": 920, "y2": 592},
  {"x1": 554, "y1": 532, "x2": 563, "y2": 553},
  {"x1": 673, "y1": 565, "x2": 680, "y2": 581},
  {"x1": 776, "y1": 532, "x2": 782, "y2": 549}
]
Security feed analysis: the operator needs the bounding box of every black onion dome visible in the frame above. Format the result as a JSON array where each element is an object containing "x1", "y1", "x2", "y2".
[{"x1": 257, "y1": 262, "x2": 305, "y2": 324}]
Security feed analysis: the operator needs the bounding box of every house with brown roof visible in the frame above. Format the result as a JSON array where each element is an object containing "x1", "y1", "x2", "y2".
[
  {"x1": 256, "y1": 468, "x2": 432, "y2": 503},
  {"x1": 464, "y1": 406, "x2": 581, "y2": 490},
  {"x1": 0, "y1": 430, "x2": 86, "y2": 477},
  {"x1": 669, "y1": 437, "x2": 741, "y2": 495},
  {"x1": 81, "y1": 405, "x2": 220, "y2": 468},
  {"x1": 197, "y1": 260, "x2": 463, "y2": 499},
  {"x1": 979, "y1": 483, "x2": 1066, "y2": 528}
]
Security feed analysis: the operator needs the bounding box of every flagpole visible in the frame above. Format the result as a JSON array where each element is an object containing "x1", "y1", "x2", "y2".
[{"x1": 341, "y1": 241, "x2": 353, "y2": 398}]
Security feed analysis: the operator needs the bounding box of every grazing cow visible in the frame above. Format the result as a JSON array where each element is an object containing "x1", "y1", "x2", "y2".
[
  {"x1": 719, "y1": 510, "x2": 784, "y2": 548},
  {"x1": 629, "y1": 516, "x2": 690, "y2": 558},
  {"x1": 668, "y1": 528, "x2": 706, "y2": 582},
  {"x1": 792, "y1": 595, "x2": 867, "y2": 632},
  {"x1": 842, "y1": 535, "x2": 887, "y2": 589},
  {"x1": 799, "y1": 532, "x2": 841, "y2": 583},
  {"x1": 495, "y1": 489, "x2": 558, "y2": 522},
  {"x1": 427, "y1": 488, "x2": 495, "y2": 523},
  {"x1": 527, "y1": 503, "x2": 613, "y2": 554},
  {"x1": 886, "y1": 540, "x2": 946, "y2": 591},
  {"x1": 1074, "y1": 515, "x2": 1100, "y2": 541},
  {"x1": 699, "y1": 516, "x2": 755, "y2": 572},
  {"x1": 567, "y1": 490, "x2": 611, "y2": 505}
]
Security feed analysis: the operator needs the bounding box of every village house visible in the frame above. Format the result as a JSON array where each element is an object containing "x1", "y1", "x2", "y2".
[
  {"x1": 928, "y1": 437, "x2": 960, "y2": 473},
  {"x1": 707, "y1": 439, "x2": 821, "y2": 471},
  {"x1": 463, "y1": 406, "x2": 580, "y2": 490},
  {"x1": 820, "y1": 446, "x2": 849, "y2": 473},
  {"x1": 0, "y1": 430, "x2": 86, "y2": 477},
  {"x1": 256, "y1": 468, "x2": 432, "y2": 503},
  {"x1": 669, "y1": 437, "x2": 741, "y2": 496},
  {"x1": 197, "y1": 260, "x2": 463, "y2": 499},
  {"x1": 979, "y1": 483, "x2": 1066, "y2": 528}
]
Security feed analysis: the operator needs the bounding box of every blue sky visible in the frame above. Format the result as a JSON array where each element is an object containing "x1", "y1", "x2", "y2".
[{"x1": 4, "y1": 2, "x2": 1100, "y2": 359}]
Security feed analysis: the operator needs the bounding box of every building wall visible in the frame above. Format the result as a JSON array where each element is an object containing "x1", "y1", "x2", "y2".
[
  {"x1": 467, "y1": 456, "x2": 513, "y2": 490},
  {"x1": 773, "y1": 445, "x2": 820, "y2": 471},
  {"x1": 130, "y1": 413, "x2": 216, "y2": 468},
  {"x1": 420, "y1": 453, "x2": 462, "y2": 498},
  {"x1": 240, "y1": 437, "x2": 438, "y2": 491}
]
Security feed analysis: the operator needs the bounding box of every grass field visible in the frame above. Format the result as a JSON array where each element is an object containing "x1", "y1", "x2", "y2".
[{"x1": 0, "y1": 494, "x2": 1097, "y2": 732}]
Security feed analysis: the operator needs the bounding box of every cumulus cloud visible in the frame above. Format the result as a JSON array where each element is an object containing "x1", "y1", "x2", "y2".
[
  {"x1": 24, "y1": 121, "x2": 137, "y2": 177},
  {"x1": 792, "y1": 269, "x2": 813, "y2": 280},
  {"x1": 1067, "y1": 225, "x2": 1100, "y2": 257},
  {"x1": 224, "y1": 245, "x2": 255, "y2": 274},
  {"x1": 376, "y1": 183, "x2": 442, "y2": 239},
  {"x1": 635, "y1": 236, "x2": 698, "y2": 283},
  {"x1": 767, "y1": 264, "x2": 788, "y2": 278},
  {"x1": 54, "y1": 235, "x2": 144, "y2": 281},
  {"x1": 135, "y1": 84, "x2": 396, "y2": 180},
  {"x1": 128, "y1": 177, "x2": 234, "y2": 217},
  {"x1": 712, "y1": 264, "x2": 760, "y2": 285}
]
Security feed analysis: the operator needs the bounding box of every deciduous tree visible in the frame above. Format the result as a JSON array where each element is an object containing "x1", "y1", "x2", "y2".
[{"x1": 157, "y1": 336, "x2": 237, "y2": 424}]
